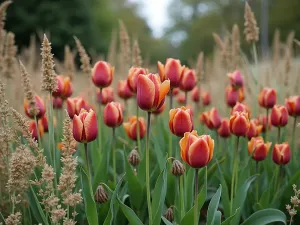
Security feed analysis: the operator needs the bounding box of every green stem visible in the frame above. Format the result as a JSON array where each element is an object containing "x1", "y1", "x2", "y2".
[
  {"x1": 291, "y1": 116, "x2": 297, "y2": 150},
  {"x1": 180, "y1": 175, "x2": 185, "y2": 220},
  {"x1": 34, "y1": 116, "x2": 42, "y2": 148},
  {"x1": 252, "y1": 42, "x2": 258, "y2": 85},
  {"x1": 255, "y1": 161, "x2": 259, "y2": 203},
  {"x1": 234, "y1": 137, "x2": 240, "y2": 195},
  {"x1": 230, "y1": 136, "x2": 240, "y2": 215},
  {"x1": 274, "y1": 166, "x2": 280, "y2": 193},
  {"x1": 136, "y1": 103, "x2": 141, "y2": 154},
  {"x1": 194, "y1": 168, "x2": 199, "y2": 225},
  {"x1": 112, "y1": 127, "x2": 116, "y2": 186},
  {"x1": 277, "y1": 127, "x2": 281, "y2": 143},
  {"x1": 169, "y1": 90, "x2": 173, "y2": 157},
  {"x1": 185, "y1": 91, "x2": 188, "y2": 106},
  {"x1": 84, "y1": 143, "x2": 90, "y2": 177},
  {"x1": 265, "y1": 109, "x2": 269, "y2": 142},
  {"x1": 49, "y1": 94, "x2": 57, "y2": 190},
  {"x1": 98, "y1": 88, "x2": 102, "y2": 151},
  {"x1": 146, "y1": 112, "x2": 152, "y2": 225}
]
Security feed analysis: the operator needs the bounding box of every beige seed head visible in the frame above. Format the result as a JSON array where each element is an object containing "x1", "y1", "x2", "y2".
[
  {"x1": 196, "y1": 51, "x2": 204, "y2": 82},
  {"x1": 3, "y1": 31, "x2": 17, "y2": 79},
  {"x1": 244, "y1": 2, "x2": 259, "y2": 44},
  {"x1": 5, "y1": 212, "x2": 22, "y2": 225},
  {"x1": 74, "y1": 36, "x2": 91, "y2": 76},
  {"x1": 132, "y1": 39, "x2": 142, "y2": 67},
  {"x1": 163, "y1": 206, "x2": 174, "y2": 222},
  {"x1": 128, "y1": 148, "x2": 140, "y2": 167},
  {"x1": 171, "y1": 159, "x2": 185, "y2": 176},
  {"x1": 95, "y1": 184, "x2": 109, "y2": 204},
  {"x1": 119, "y1": 20, "x2": 131, "y2": 68},
  {"x1": 64, "y1": 45, "x2": 75, "y2": 80},
  {"x1": 107, "y1": 29, "x2": 117, "y2": 65},
  {"x1": 0, "y1": 0, "x2": 12, "y2": 31},
  {"x1": 231, "y1": 24, "x2": 240, "y2": 69}
]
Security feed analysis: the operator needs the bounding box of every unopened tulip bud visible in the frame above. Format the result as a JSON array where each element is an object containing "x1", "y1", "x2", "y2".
[
  {"x1": 128, "y1": 148, "x2": 140, "y2": 167},
  {"x1": 285, "y1": 96, "x2": 300, "y2": 117},
  {"x1": 180, "y1": 68, "x2": 196, "y2": 91},
  {"x1": 123, "y1": 116, "x2": 146, "y2": 140},
  {"x1": 227, "y1": 70, "x2": 244, "y2": 88},
  {"x1": 164, "y1": 207, "x2": 174, "y2": 222},
  {"x1": 67, "y1": 97, "x2": 89, "y2": 119},
  {"x1": 127, "y1": 67, "x2": 148, "y2": 93},
  {"x1": 191, "y1": 87, "x2": 200, "y2": 103},
  {"x1": 103, "y1": 102, "x2": 123, "y2": 128},
  {"x1": 199, "y1": 108, "x2": 221, "y2": 130},
  {"x1": 271, "y1": 105, "x2": 289, "y2": 127},
  {"x1": 258, "y1": 88, "x2": 277, "y2": 108},
  {"x1": 248, "y1": 137, "x2": 271, "y2": 161},
  {"x1": 96, "y1": 87, "x2": 114, "y2": 105},
  {"x1": 226, "y1": 86, "x2": 245, "y2": 107},
  {"x1": 158, "y1": 58, "x2": 185, "y2": 88},
  {"x1": 246, "y1": 119, "x2": 263, "y2": 140},
  {"x1": 273, "y1": 143, "x2": 291, "y2": 165},
  {"x1": 201, "y1": 90, "x2": 211, "y2": 106},
  {"x1": 29, "y1": 120, "x2": 44, "y2": 140},
  {"x1": 257, "y1": 114, "x2": 272, "y2": 132},
  {"x1": 53, "y1": 97, "x2": 63, "y2": 109},
  {"x1": 52, "y1": 75, "x2": 73, "y2": 99},
  {"x1": 117, "y1": 80, "x2": 133, "y2": 100},
  {"x1": 171, "y1": 159, "x2": 185, "y2": 176},
  {"x1": 24, "y1": 95, "x2": 46, "y2": 119},
  {"x1": 176, "y1": 93, "x2": 186, "y2": 104},
  {"x1": 217, "y1": 118, "x2": 231, "y2": 138},
  {"x1": 95, "y1": 184, "x2": 109, "y2": 204},
  {"x1": 231, "y1": 102, "x2": 251, "y2": 117},
  {"x1": 229, "y1": 111, "x2": 250, "y2": 136},
  {"x1": 92, "y1": 61, "x2": 114, "y2": 88},
  {"x1": 169, "y1": 107, "x2": 193, "y2": 137}
]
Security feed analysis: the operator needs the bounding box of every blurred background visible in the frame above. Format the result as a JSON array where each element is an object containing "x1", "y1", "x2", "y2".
[{"x1": 4, "y1": 0, "x2": 300, "y2": 64}]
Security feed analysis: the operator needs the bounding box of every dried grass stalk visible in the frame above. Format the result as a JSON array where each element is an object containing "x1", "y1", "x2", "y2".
[
  {"x1": 132, "y1": 39, "x2": 142, "y2": 67},
  {"x1": 273, "y1": 29, "x2": 280, "y2": 65},
  {"x1": 64, "y1": 45, "x2": 75, "y2": 79},
  {"x1": 196, "y1": 51, "x2": 204, "y2": 82},
  {"x1": 119, "y1": 20, "x2": 131, "y2": 68},
  {"x1": 244, "y1": 2, "x2": 259, "y2": 44},
  {"x1": 74, "y1": 36, "x2": 91, "y2": 76},
  {"x1": 3, "y1": 32, "x2": 17, "y2": 79},
  {"x1": 231, "y1": 24, "x2": 240, "y2": 69},
  {"x1": 0, "y1": 0, "x2": 12, "y2": 31},
  {"x1": 107, "y1": 29, "x2": 117, "y2": 65}
]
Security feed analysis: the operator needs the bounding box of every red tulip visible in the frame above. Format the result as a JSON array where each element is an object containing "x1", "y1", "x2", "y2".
[
  {"x1": 96, "y1": 87, "x2": 114, "y2": 105},
  {"x1": 28, "y1": 120, "x2": 44, "y2": 140},
  {"x1": 53, "y1": 97, "x2": 63, "y2": 109},
  {"x1": 24, "y1": 95, "x2": 46, "y2": 119},
  {"x1": 257, "y1": 114, "x2": 272, "y2": 132},
  {"x1": 285, "y1": 96, "x2": 300, "y2": 117},
  {"x1": 52, "y1": 75, "x2": 73, "y2": 99},
  {"x1": 168, "y1": 87, "x2": 180, "y2": 96},
  {"x1": 137, "y1": 73, "x2": 170, "y2": 112},
  {"x1": 248, "y1": 137, "x2": 271, "y2": 161},
  {"x1": 103, "y1": 102, "x2": 123, "y2": 128},
  {"x1": 191, "y1": 87, "x2": 200, "y2": 103},
  {"x1": 39, "y1": 115, "x2": 49, "y2": 132},
  {"x1": 217, "y1": 118, "x2": 231, "y2": 138},
  {"x1": 270, "y1": 105, "x2": 289, "y2": 127},
  {"x1": 179, "y1": 130, "x2": 214, "y2": 168},
  {"x1": 179, "y1": 68, "x2": 196, "y2": 92},
  {"x1": 199, "y1": 108, "x2": 222, "y2": 129},
  {"x1": 66, "y1": 97, "x2": 89, "y2": 119},
  {"x1": 227, "y1": 70, "x2": 244, "y2": 88},
  {"x1": 225, "y1": 86, "x2": 245, "y2": 107},
  {"x1": 246, "y1": 119, "x2": 263, "y2": 140},
  {"x1": 231, "y1": 102, "x2": 251, "y2": 117},
  {"x1": 169, "y1": 107, "x2": 193, "y2": 137},
  {"x1": 117, "y1": 80, "x2": 133, "y2": 100},
  {"x1": 127, "y1": 67, "x2": 148, "y2": 93},
  {"x1": 258, "y1": 88, "x2": 277, "y2": 108},
  {"x1": 73, "y1": 109, "x2": 98, "y2": 143},
  {"x1": 176, "y1": 93, "x2": 186, "y2": 104},
  {"x1": 229, "y1": 111, "x2": 250, "y2": 136},
  {"x1": 152, "y1": 103, "x2": 166, "y2": 115},
  {"x1": 92, "y1": 61, "x2": 114, "y2": 88},
  {"x1": 201, "y1": 90, "x2": 211, "y2": 106},
  {"x1": 272, "y1": 143, "x2": 291, "y2": 165},
  {"x1": 123, "y1": 116, "x2": 146, "y2": 140}
]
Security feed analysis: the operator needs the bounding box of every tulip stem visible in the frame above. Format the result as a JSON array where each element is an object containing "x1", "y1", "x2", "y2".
[
  {"x1": 194, "y1": 168, "x2": 199, "y2": 225},
  {"x1": 255, "y1": 161, "x2": 259, "y2": 203},
  {"x1": 49, "y1": 93, "x2": 57, "y2": 190},
  {"x1": 277, "y1": 127, "x2": 281, "y2": 143},
  {"x1": 291, "y1": 116, "x2": 297, "y2": 151},
  {"x1": 136, "y1": 103, "x2": 141, "y2": 154},
  {"x1": 112, "y1": 127, "x2": 116, "y2": 186},
  {"x1": 146, "y1": 112, "x2": 152, "y2": 225},
  {"x1": 169, "y1": 89, "x2": 173, "y2": 158},
  {"x1": 230, "y1": 136, "x2": 240, "y2": 215},
  {"x1": 34, "y1": 116, "x2": 42, "y2": 149},
  {"x1": 84, "y1": 143, "x2": 90, "y2": 177},
  {"x1": 265, "y1": 109, "x2": 269, "y2": 142},
  {"x1": 185, "y1": 91, "x2": 188, "y2": 106},
  {"x1": 252, "y1": 43, "x2": 258, "y2": 85},
  {"x1": 98, "y1": 88, "x2": 102, "y2": 151},
  {"x1": 179, "y1": 175, "x2": 185, "y2": 220}
]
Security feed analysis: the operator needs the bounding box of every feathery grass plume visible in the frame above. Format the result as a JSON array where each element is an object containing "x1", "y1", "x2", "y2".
[
  {"x1": 272, "y1": 29, "x2": 280, "y2": 65},
  {"x1": 27, "y1": 34, "x2": 37, "y2": 72},
  {"x1": 244, "y1": 2, "x2": 259, "y2": 44},
  {"x1": 0, "y1": 0, "x2": 12, "y2": 31},
  {"x1": 3, "y1": 32, "x2": 17, "y2": 79},
  {"x1": 20, "y1": 61, "x2": 39, "y2": 117},
  {"x1": 5, "y1": 212, "x2": 22, "y2": 225},
  {"x1": 223, "y1": 37, "x2": 232, "y2": 69},
  {"x1": 64, "y1": 45, "x2": 75, "y2": 80},
  {"x1": 107, "y1": 29, "x2": 117, "y2": 65},
  {"x1": 0, "y1": 29, "x2": 6, "y2": 71},
  {"x1": 74, "y1": 36, "x2": 91, "y2": 76},
  {"x1": 132, "y1": 39, "x2": 142, "y2": 67},
  {"x1": 119, "y1": 20, "x2": 131, "y2": 68},
  {"x1": 196, "y1": 51, "x2": 204, "y2": 82},
  {"x1": 286, "y1": 31, "x2": 295, "y2": 56},
  {"x1": 212, "y1": 32, "x2": 225, "y2": 51},
  {"x1": 41, "y1": 34, "x2": 57, "y2": 92},
  {"x1": 294, "y1": 39, "x2": 300, "y2": 47},
  {"x1": 286, "y1": 184, "x2": 300, "y2": 224},
  {"x1": 231, "y1": 24, "x2": 240, "y2": 69}
]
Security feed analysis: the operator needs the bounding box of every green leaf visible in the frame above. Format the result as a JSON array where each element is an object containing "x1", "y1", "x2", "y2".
[
  {"x1": 117, "y1": 197, "x2": 144, "y2": 225},
  {"x1": 221, "y1": 208, "x2": 240, "y2": 225},
  {"x1": 207, "y1": 185, "x2": 222, "y2": 225},
  {"x1": 80, "y1": 167, "x2": 98, "y2": 225},
  {"x1": 240, "y1": 209, "x2": 286, "y2": 225},
  {"x1": 162, "y1": 216, "x2": 173, "y2": 225},
  {"x1": 213, "y1": 211, "x2": 222, "y2": 225},
  {"x1": 185, "y1": 167, "x2": 195, "y2": 211}
]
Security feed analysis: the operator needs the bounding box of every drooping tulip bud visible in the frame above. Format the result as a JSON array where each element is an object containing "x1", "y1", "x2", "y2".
[
  {"x1": 169, "y1": 107, "x2": 193, "y2": 137},
  {"x1": 117, "y1": 80, "x2": 133, "y2": 100},
  {"x1": 92, "y1": 61, "x2": 114, "y2": 88},
  {"x1": 96, "y1": 87, "x2": 114, "y2": 105},
  {"x1": 103, "y1": 102, "x2": 123, "y2": 128},
  {"x1": 248, "y1": 137, "x2": 271, "y2": 161},
  {"x1": 258, "y1": 88, "x2": 277, "y2": 109},
  {"x1": 53, "y1": 97, "x2": 63, "y2": 109},
  {"x1": 152, "y1": 103, "x2": 166, "y2": 115},
  {"x1": 66, "y1": 97, "x2": 89, "y2": 119},
  {"x1": 229, "y1": 111, "x2": 250, "y2": 136},
  {"x1": 158, "y1": 58, "x2": 185, "y2": 88},
  {"x1": 227, "y1": 70, "x2": 244, "y2": 88},
  {"x1": 191, "y1": 87, "x2": 200, "y2": 103},
  {"x1": 179, "y1": 131, "x2": 214, "y2": 168},
  {"x1": 72, "y1": 109, "x2": 98, "y2": 143},
  {"x1": 225, "y1": 86, "x2": 244, "y2": 107},
  {"x1": 95, "y1": 184, "x2": 109, "y2": 204},
  {"x1": 246, "y1": 119, "x2": 263, "y2": 140},
  {"x1": 217, "y1": 118, "x2": 231, "y2": 138},
  {"x1": 201, "y1": 90, "x2": 211, "y2": 106},
  {"x1": 171, "y1": 159, "x2": 185, "y2": 176},
  {"x1": 128, "y1": 148, "x2": 140, "y2": 167},
  {"x1": 28, "y1": 120, "x2": 44, "y2": 140},
  {"x1": 137, "y1": 73, "x2": 170, "y2": 112},
  {"x1": 270, "y1": 105, "x2": 289, "y2": 127},
  {"x1": 123, "y1": 116, "x2": 146, "y2": 140},
  {"x1": 285, "y1": 96, "x2": 300, "y2": 117},
  {"x1": 52, "y1": 75, "x2": 73, "y2": 99},
  {"x1": 164, "y1": 207, "x2": 174, "y2": 223},
  {"x1": 24, "y1": 95, "x2": 46, "y2": 119},
  {"x1": 199, "y1": 108, "x2": 222, "y2": 130},
  {"x1": 272, "y1": 143, "x2": 291, "y2": 165},
  {"x1": 231, "y1": 102, "x2": 251, "y2": 117},
  {"x1": 127, "y1": 67, "x2": 148, "y2": 93},
  {"x1": 179, "y1": 68, "x2": 196, "y2": 92}
]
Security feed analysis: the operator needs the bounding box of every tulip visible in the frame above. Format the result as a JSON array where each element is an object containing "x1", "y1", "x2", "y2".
[
  {"x1": 137, "y1": 73, "x2": 170, "y2": 112},
  {"x1": 127, "y1": 67, "x2": 148, "y2": 93},
  {"x1": 169, "y1": 107, "x2": 193, "y2": 137},
  {"x1": 96, "y1": 87, "x2": 114, "y2": 105},
  {"x1": 199, "y1": 108, "x2": 221, "y2": 130},
  {"x1": 246, "y1": 119, "x2": 263, "y2": 140},
  {"x1": 285, "y1": 96, "x2": 300, "y2": 117},
  {"x1": 217, "y1": 118, "x2": 231, "y2": 138},
  {"x1": 117, "y1": 80, "x2": 133, "y2": 100},
  {"x1": 24, "y1": 95, "x2": 46, "y2": 119},
  {"x1": 72, "y1": 109, "x2": 98, "y2": 143},
  {"x1": 52, "y1": 75, "x2": 73, "y2": 99},
  {"x1": 180, "y1": 68, "x2": 197, "y2": 92},
  {"x1": 201, "y1": 90, "x2": 211, "y2": 106},
  {"x1": 258, "y1": 88, "x2": 277, "y2": 108},
  {"x1": 168, "y1": 87, "x2": 180, "y2": 96},
  {"x1": 103, "y1": 102, "x2": 123, "y2": 128},
  {"x1": 53, "y1": 97, "x2": 63, "y2": 109},
  {"x1": 157, "y1": 58, "x2": 185, "y2": 88},
  {"x1": 92, "y1": 61, "x2": 114, "y2": 88},
  {"x1": 177, "y1": 93, "x2": 186, "y2": 105},
  {"x1": 191, "y1": 87, "x2": 200, "y2": 103},
  {"x1": 227, "y1": 70, "x2": 244, "y2": 88},
  {"x1": 270, "y1": 105, "x2": 289, "y2": 127},
  {"x1": 29, "y1": 120, "x2": 44, "y2": 140},
  {"x1": 272, "y1": 142, "x2": 291, "y2": 165},
  {"x1": 248, "y1": 137, "x2": 271, "y2": 161},
  {"x1": 231, "y1": 102, "x2": 251, "y2": 117},
  {"x1": 226, "y1": 86, "x2": 245, "y2": 107},
  {"x1": 39, "y1": 115, "x2": 49, "y2": 132},
  {"x1": 66, "y1": 97, "x2": 89, "y2": 118},
  {"x1": 123, "y1": 116, "x2": 146, "y2": 140},
  {"x1": 152, "y1": 103, "x2": 166, "y2": 115},
  {"x1": 229, "y1": 111, "x2": 250, "y2": 136},
  {"x1": 257, "y1": 115, "x2": 272, "y2": 133},
  {"x1": 179, "y1": 130, "x2": 214, "y2": 168}
]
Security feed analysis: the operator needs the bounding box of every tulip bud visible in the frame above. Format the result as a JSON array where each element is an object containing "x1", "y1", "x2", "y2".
[
  {"x1": 164, "y1": 207, "x2": 174, "y2": 222},
  {"x1": 201, "y1": 90, "x2": 211, "y2": 106},
  {"x1": 231, "y1": 102, "x2": 251, "y2": 117},
  {"x1": 217, "y1": 118, "x2": 231, "y2": 138},
  {"x1": 169, "y1": 107, "x2": 193, "y2": 137},
  {"x1": 258, "y1": 88, "x2": 277, "y2": 108},
  {"x1": 53, "y1": 97, "x2": 63, "y2": 109},
  {"x1": 28, "y1": 120, "x2": 44, "y2": 140},
  {"x1": 128, "y1": 148, "x2": 140, "y2": 167},
  {"x1": 103, "y1": 102, "x2": 123, "y2": 128},
  {"x1": 52, "y1": 75, "x2": 73, "y2": 99},
  {"x1": 117, "y1": 80, "x2": 133, "y2": 100},
  {"x1": 199, "y1": 108, "x2": 222, "y2": 130},
  {"x1": 229, "y1": 111, "x2": 250, "y2": 136},
  {"x1": 227, "y1": 70, "x2": 244, "y2": 88},
  {"x1": 73, "y1": 109, "x2": 98, "y2": 143},
  {"x1": 191, "y1": 87, "x2": 200, "y2": 103},
  {"x1": 66, "y1": 97, "x2": 89, "y2": 119},
  {"x1": 95, "y1": 184, "x2": 109, "y2": 204},
  {"x1": 257, "y1": 114, "x2": 272, "y2": 132},
  {"x1": 137, "y1": 73, "x2": 170, "y2": 112},
  {"x1": 179, "y1": 130, "x2": 214, "y2": 168},
  {"x1": 179, "y1": 68, "x2": 196, "y2": 92},
  {"x1": 158, "y1": 58, "x2": 185, "y2": 88},
  {"x1": 152, "y1": 103, "x2": 166, "y2": 115},
  {"x1": 225, "y1": 86, "x2": 244, "y2": 107},
  {"x1": 248, "y1": 137, "x2": 271, "y2": 161},
  {"x1": 246, "y1": 119, "x2": 263, "y2": 140},
  {"x1": 92, "y1": 61, "x2": 114, "y2": 88},
  {"x1": 123, "y1": 116, "x2": 146, "y2": 140},
  {"x1": 127, "y1": 67, "x2": 148, "y2": 93},
  {"x1": 272, "y1": 142, "x2": 291, "y2": 165},
  {"x1": 24, "y1": 95, "x2": 46, "y2": 119},
  {"x1": 96, "y1": 87, "x2": 114, "y2": 105},
  {"x1": 168, "y1": 87, "x2": 180, "y2": 97},
  {"x1": 270, "y1": 105, "x2": 289, "y2": 127},
  {"x1": 285, "y1": 96, "x2": 300, "y2": 117},
  {"x1": 176, "y1": 93, "x2": 186, "y2": 104},
  {"x1": 171, "y1": 159, "x2": 185, "y2": 176}
]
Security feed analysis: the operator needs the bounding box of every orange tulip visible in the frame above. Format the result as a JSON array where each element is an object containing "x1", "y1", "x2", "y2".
[
  {"x1": 157, "y1": 58, "x2": 185, "y2": 88},
  {"x1": 285, "y1": 96, "x2": 300, "y2": 117},
  {"x1": 199, "y1": 108, "x2": 222, "y2": 130},
  {"x1": 225, "y1": 86, "x2": 245, "y2": 107},
  {"x1": 248, "y1": 137, "x2": 271, "y2": 161},
  {"x1": 123, "y1": 116, "x2": 146, "y2": 140},
  {"x1": 137, "y1": 73, "x2": 170, "y2": 112},
  {"x1": 72, "y1": 109, "x2": 98, "y2": 143},
  {"x1": 258, "y1": 88, "x2": 277, "y2": 108},
  {"x1": 52, "y1": 75, "x2": 73, "y2": 99},
  {"x1": 24, "y1": 95, "x2": 46, "y2": 119},
  {"x1": 227, "y1": 70, "x2": 244, "y2": 88},
  {"x1": 246, "y1": 119, "x2": 263, "y2": 140},
  {"x1": 179, "y1": 68, "x2": 196, "y2": 92},
  {"x1": 117, "y1": 80, "x2": 133, "y2": 100},
  {"x1": 28, "y1": 120, "x2": 44, "y2": 140},
  {"x1": 270, "y1": 105, "x2": 289, "y2": 127},
  {"x1": 191, "y1": 87, "x2": 200, "y2": 103},
  {"x1": 152, "y1": 103, "x2": 166, "y2": 115},
  {"x1": 103, "y1": 102, "x2": 123, "y2": 128},
  {"x1": 169, "y1": 107, "x2": 193, "y2": 137},
  {"x1": 217, "y1": 118, "x2": 231, "y2": 138},
  {"x1": 127, "y1": 67, "x2": 148, "y2": 93},
  {"x1": 96, "y1": 87, "x2": 114, "y2": 105},
  {"x1": 272, "y1": 142, "x2": 291, "y2": 165},
  {"x1": 229, "y1": 111, "x2": 250, "y2": 136},
  {"x1": 66, "y1": 97, "x2": 89, "y2": 119},
  {"x1": 53, "y1": 97, "x2": 63, "y2": 109},
  {"x1": 231, "y1": 102, "x2": 251, "y2": 117},
  {"x1": 201, "y1": 90, "x2": 211, "y2": 106},
  {"x1": 179, "y1": 130, "x2": 214, "y2": 168},
  {"x1": 92, "y1": 61, "x2": 114, "y2": 88}
]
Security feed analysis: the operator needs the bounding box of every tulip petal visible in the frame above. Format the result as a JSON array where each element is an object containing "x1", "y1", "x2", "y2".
[
  {"x1": 172, "y1": 109, "x2": 193, "y2": 137},
  {"x1": 73, "y1": 115, "x2": 83, "y2": 142},
  {"x1": 137, "y1": 75, "x2": 155, "y2": 111},
  {"x1": 83, "y1": 110, "x2": 98, "y2": 142},
  {"x1": 188, "y1": 138, "x2": 210, "y2": 168}
]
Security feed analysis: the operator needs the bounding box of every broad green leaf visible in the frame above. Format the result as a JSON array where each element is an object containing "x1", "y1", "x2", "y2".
[
  {"x1": 240, "y1": 209, "x2": 286, "y2": 225},
  {"x1": 185, "y1": 167, "x2": 195, "y2": 211},
  {"x1": 207, "y1": 185, "x2": 222, "y2": 225},
  {"x1": 162, "y1": 216, "x2": 173, "y2": 225},
  {"x1": 117, "y1": 197, "x2": 144, "y2": 225},
  {"x1": 221, "y1": 208, "x2": 240, "y2": 225},
  {"x1": 213, "y1": 211, "x2": 222, "y2": 225}
]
